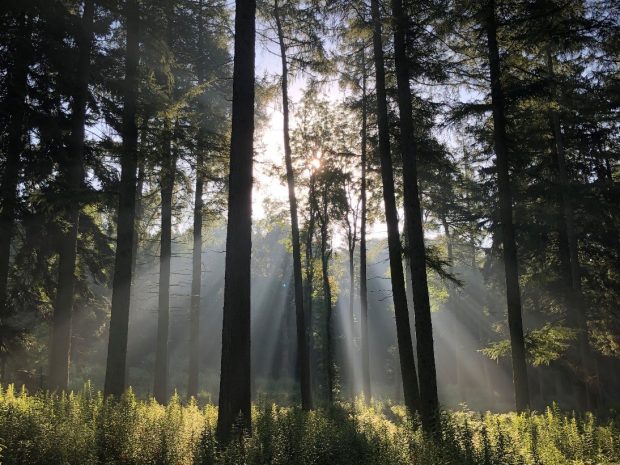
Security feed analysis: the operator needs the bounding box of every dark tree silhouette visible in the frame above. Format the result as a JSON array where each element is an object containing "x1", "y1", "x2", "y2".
[
  {"x1": 369, "y1": 0, "x2": 421, "y2": 416},
  {"x1": 484, "y1": 0, "x2": 529, "y2": 412},
  {"x1": 216, "y1": 0, "x2": 256, "y2": 442},
  {"x1": 48, "y1": 0, "x2": 95, "y2": 392},
  {"x1": 104, "y1": 0, "x2": 140, "y2": 399},
  {"x1": 391, "y1": 0, "x2": 439, "y2": 430}
]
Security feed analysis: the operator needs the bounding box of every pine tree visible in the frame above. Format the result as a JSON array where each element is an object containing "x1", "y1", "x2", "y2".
[
  {"x1": 104, "y1": 0, "x2": 140, "y2": 398},
  {"x1": 216, "y1": 0, "x2": 256, "y2": 442}
]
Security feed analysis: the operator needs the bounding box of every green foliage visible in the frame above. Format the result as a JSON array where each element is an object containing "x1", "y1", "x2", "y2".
[
  {"x1": 482, "y1": 325, "x2": 577, "y2": 366},
  {"x1": 1, "y1": 386, "x2": 619, "y2": 465}
]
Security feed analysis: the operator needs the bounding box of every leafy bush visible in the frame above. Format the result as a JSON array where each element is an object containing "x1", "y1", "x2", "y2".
[{"x1": 0, "y1": 385, "x2": 618, "y2": 465}]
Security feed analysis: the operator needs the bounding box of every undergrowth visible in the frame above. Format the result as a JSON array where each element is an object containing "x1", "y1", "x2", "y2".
[{"x1": 0, "y1": 384, "x2": 618, "y2": 465}]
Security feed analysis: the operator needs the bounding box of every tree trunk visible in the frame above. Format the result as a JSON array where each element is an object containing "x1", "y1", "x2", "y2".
[
  {"x1": 104, "y1": 0, "x2": 140, "y2": 398},
  {"x1": 48, "y1": 0, "x2": 94, "y2": 392},
  {"x1": 187, "y1": 0, "x2": 208, "y2": 400},
  {"x1": 304, "y1": 177, "x2": 317, "y2": 396},
  {"x1": 370, "y1": 0, "x2": 421, "y2": 416},
  {"x1": 319, "y1": 200, "x2": 334, "y2": 404},
  {"x1": 153, "y1": 1, "x2": 177, "y2": 404},
  {"x1": 391, "y1": 0, "x2": 439, "y2": 430},
  {"x1": 359, "y1": 66, "x2": 371, "y2": 403},
  {"x1": 274, "y1": 0, "x2": 312, "y2": 410},
  {"x1": 153, "y1": 123, "x2": 175, "y2": 405},
  {"x1": 485, "y1": 0, "x2": 529, "y2": 411},
  {"x1": 0, "y1": 12, "x2": 30, "y2": 358},
  {"x1": 216, "y1": 0, "x2": 255, "y2": 443},
  {"x1": 347, "y1": 244, "x2": 355, "y2": 398},
  {"x1": 546, "y1": 49, "x2": 596, "y2": 411},
  {"x1": 187, "y1": 151, "x2": 203, "y2": 399}
]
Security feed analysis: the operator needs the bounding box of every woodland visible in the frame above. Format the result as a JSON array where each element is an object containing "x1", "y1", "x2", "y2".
[{"x1": 0, "y1": 0, "x2": 619, "y2": 464}]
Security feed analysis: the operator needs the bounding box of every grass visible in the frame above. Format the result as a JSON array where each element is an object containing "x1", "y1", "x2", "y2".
[{"x1": 0, "y1": 384, "x2": 618, "y2": 465}]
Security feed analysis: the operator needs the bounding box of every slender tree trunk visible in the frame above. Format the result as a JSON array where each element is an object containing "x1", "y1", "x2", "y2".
[
  {"x1": 104, "y1": 0, "x2": 140, "y2": 398},
  {"x1": 187, "y1": 0, "x2": 208, "y2": 400},
  {"x1": 0, "y1": 12, "x2": 30, "y2": 363},
  {"x1": 391, "y1": 0, "x2": 439, "y2": 430},
  {"x1": 304, "y1": 178, "x2": 317, "y2": 395},
  {"x1": 485, "y1": 0, "x2": 529, "y2": 411},
  {"x1": 546, "y1": 49, "x2": 596, "y2": 411},
  {"x1": 48, "y1": 0, "x2": 95, "y2": 392},
  {"x1": 216, "y1": 0, "x2": 255, "y2": 442},
  {"x1": 318, "y1": 201, "x2": 334, "y2": 404},
  {"x1": 154, "y1": 123, "x2": 175, "y2": 404},
  {"x1": 370, "y1": 0, "x2": 421, "y2": 416},
  {"x1": 187, "y1": 151, "x2": 203, "y2": 399},
  {"x1": 359, "y1": 67, "x2": 371, "y2": 403},
  {"x1": 347, "y1": 244, "x2": 355, "y2": 398},
  {"x1": 274, "y1": 0, "x2": 312, "y2": 410},
  {"x1": 153, "y1": 0, "x2": 177, "y2": 404}
]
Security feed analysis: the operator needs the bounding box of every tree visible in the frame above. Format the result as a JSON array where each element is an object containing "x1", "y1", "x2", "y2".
[
  {"x1": 272, "y1": 0, "x2": 313, "y2": 410},
  {"x1": 48, "y1": 0, "x2": 95, "y2": 392},
  {"x1": 0, "y1": 8, "x2": 31, "y2": 380},
  {"x1": 104, "y1": 0, "x2": 140, "y2": 399},
  {"x1": 216, "y1": 0, "x2": 256, "y2": 442},
  {"x1": 359, "y1": 61, "x2": 371, "y2": 403},
  {"x1": 391, "y1": 0, "x2": 439, "y2": 430},
  {"x1": 484, "y1": 0, "x2": 529, "y2": 411},
  {"x1": 369, "y1": 0, "x2": 421, "y2": 416}
]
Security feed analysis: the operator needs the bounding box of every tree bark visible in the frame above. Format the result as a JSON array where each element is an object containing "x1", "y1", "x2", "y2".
[
  {"x1": 104, "y1": 0, "x2": 140, "y2": 398},
  {"x1": 359, "y1": 66, "x2": 371, "y2": 403},
  {"x1": 370, "y1": 0, "x2": 421, "y2": 416},
  {"x1": 48, "y1": 0, "x2": 95, "y2": 392},
  {"x1": 485, "y1": 0, "x2": 529, "y2": 412},
  {"x1": 0, "y1": 12, "x2": 30, "y2": 368},
  {"x1": 274, "y1": 0, "x2": 312, "y2": 410},
  {"x1": 216, "y1": 0, "x2": 255, "y2": 443}
]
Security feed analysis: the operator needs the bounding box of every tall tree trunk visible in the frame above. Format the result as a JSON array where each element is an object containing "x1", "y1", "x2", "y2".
[
  {"x1": 359, "y1": 66, "x2": 371, "y2": 403},
  {"x1": 485, "y1": 0, "x2": 529, "y2": 412},
  {"x1": 104, "y1": 0, "x2": 140, "y2": 398},
  {"x1": 304, "y1": 177, "x2": 317, "y2": 395},
  {"x1": 347, "y1": 242, "x2": 355, "y2": 398},
  {"x1": 274, "y1": 0, "x2": 312, "y2": 410},
  {"x1": 187, "y1": 0, "x2": 208, "y2": 400},
  {"x1": 370, "y1": 0, "x2": 421, "y2": 416},
  {"x1": 546, "y1": 49, "x2": 596, "y2": 411},
  {"x1": 154, "y1": 123, "x2": 175, "y2": 404},
  {"x1": 48, "y1": 0, "x2": 95, "y2": 392},
  {"x1": 216, "y1": 0, "x2": 255, "y2": 443},
  {"x1": 187, "y1": 151, "x2": 204, "y2": 399},
  {"x1": 318, "y1": 199, "x2": 334, "y2": 404},
  {"x1": 153, "y1": 1, "x2": 177, "y2": 404},
  {"x1": 391, "y1": 0, "x2": 439, "y2": 430},
  {"x1": 0, "y1": 12, "x2": 30, "y2": 371}
]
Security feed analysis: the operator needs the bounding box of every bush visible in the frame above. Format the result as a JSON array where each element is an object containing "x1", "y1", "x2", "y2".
[{"x1": 0, "y1": 386, "x2": 618, "y2": 465}]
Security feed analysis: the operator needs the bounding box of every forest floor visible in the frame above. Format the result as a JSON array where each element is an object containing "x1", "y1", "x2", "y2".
[{"x1": 0, "y1": 384, "x2": 619, "y2": 465}]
